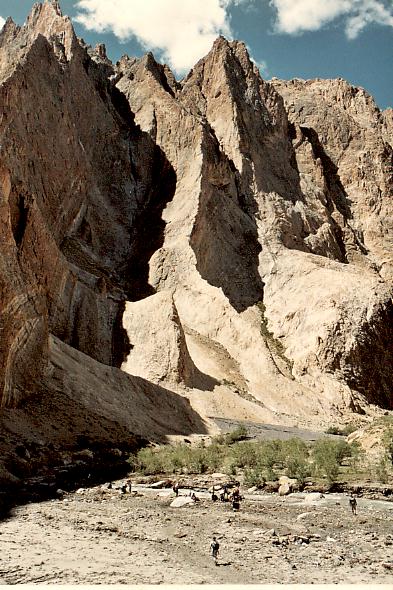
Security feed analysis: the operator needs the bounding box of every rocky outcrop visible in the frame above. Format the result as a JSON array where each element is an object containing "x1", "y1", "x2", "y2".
[
  {"x1": 383, "y1": 108, "x2": 393, "y2": 148},
  {"x1": 270, "y1": 77, "x2": 393, "y2": 406},
  {"x1": 0, "y1": 2, "x2": 174, "y2": 406},
  {"x1": 0, "y1": 1, "x2": 392, "y2": 448},
  {"x1": 272, "y1": 78, "x2": 393, "y2": 281},
  {"x1": 117, "y1": 39, "x2": 392, "y2": 421},
  {"x1": 122, "y1": 292, "x2": 198, "y2": 387}
]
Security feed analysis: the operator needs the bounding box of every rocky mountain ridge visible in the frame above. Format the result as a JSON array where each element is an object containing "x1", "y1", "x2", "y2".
[{"x1": 0, "y1": 1, "x2": 392, "y2": 484}]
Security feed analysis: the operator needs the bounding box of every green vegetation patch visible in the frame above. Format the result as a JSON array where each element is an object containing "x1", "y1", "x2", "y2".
[
  {"x1": 325, "y1": 424, "x2": 357, "y2": 436},
  {"x1": 128, "y1": 429, "x2": 369, "y2": 487},
  {"x1": 257, "y1": 302, "x2": 294, "y2": 372}
]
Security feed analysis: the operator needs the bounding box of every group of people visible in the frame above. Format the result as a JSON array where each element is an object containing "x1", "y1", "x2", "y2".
[
  {"x1": 211, "y1": 483, "x2": 242, "y2": 511},
  {"x1": 119, "y1": 479, "x2": 358, "y2": 519},
  {"x1": 172, "y1": 480, "x2": 243, "y2": 511},
  {"x1": 107, "y1": 479, "x2": 132, "y2": 494}
]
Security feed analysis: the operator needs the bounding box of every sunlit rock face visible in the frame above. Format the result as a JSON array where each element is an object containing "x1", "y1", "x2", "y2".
[{"x1": 117, "y1": 38, "x2": 392, "y2": 420}]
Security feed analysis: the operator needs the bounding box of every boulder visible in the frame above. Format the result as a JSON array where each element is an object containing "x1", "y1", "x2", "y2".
[
  {"x1": 150, "y1": 480, "x2": 172, "y2": 489},
  {"x1": 278, "y1": 476, "x2": 297, "y2": 487},
  {"x1": 170, "y1": 496, "x2": 194, "y2": 508},
  {"x1": 278, "y1": 483, "x2": 291, "y2": 496}
]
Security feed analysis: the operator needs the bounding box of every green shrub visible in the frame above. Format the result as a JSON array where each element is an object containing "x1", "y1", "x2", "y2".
[
  {"x1": 263, "y1": 465, "x2": 278, "y2": 482},
  {"x1": 136, "y1": 447, "x2": 166, "y2": 475},
  {"x1": 347, "y1": 441, "x2": 364, "y2": 471},
  {"x1": 231, "y1": 441, "x2": 259, "y2": 468},
  {"x1": 126, "y1": 453, "x2": 139, "y2": 472},
  {"x1": 342, "y1": 424, "x2": 357, "y2": 436},
  {"x1": 375, "y1": 457, "x2": 390, "y2": 484},
  {"x1": 325, "y1": 425, "x2": 342, "y2": 435},
  {"x1": 335, "y1": 439, "x2": 353, "y2": 463},
  {"x1": 204, "y1": 444, "x2": 225, "y2": 472},
  {"x1": 227, "y1": 425, "x2": 249, "y2": 443},
  {"x1": 285, "y1": 456, "x2": 311, "y2": 484},
  {"x1": 257, "y1": 301, "x2": 293, "y2": 370},
  {"x1": 325, "y1": 424, "x2": 357, "y2": 436},
  {"x1": 133, "y1": 432, "x2": 360, "y2": 483},
  {"x1": 277, "y1": 438, "x2": 311, "y2": 484},
  {"x1": 282, "y1": 437, "x2": 308, "y2": 455},
  {"x1": 244, "y1": 467, "x2": 265, "y2": 488},
  {"x1": 222, "y1": 457, "x2": 238, "y2": 476},
  {"x1": 213, "y1": 433, "x2": 226, "y2": 445},
  {"x1": 312, "y1": 439, "x2": 352, "y2": 483},
  {"x1": 255, "y1": 440, "x2": 282, "y2": 471}
]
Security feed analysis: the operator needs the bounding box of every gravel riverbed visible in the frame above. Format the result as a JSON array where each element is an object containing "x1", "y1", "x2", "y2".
[{"x1": 1, "y1": 480, "x2": 393, "y2": 584}]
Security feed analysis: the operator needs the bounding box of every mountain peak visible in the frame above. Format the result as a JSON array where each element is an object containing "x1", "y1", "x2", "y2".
[{"x1": 45, "y1": 0, "x2": 63, "y2": 17}]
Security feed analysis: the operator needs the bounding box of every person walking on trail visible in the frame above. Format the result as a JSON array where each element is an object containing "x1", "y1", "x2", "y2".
[
  {"x1": 173, "y1": 481, "x2": 179, "y2": 497},
  {"x1": 221, "y1": 484, "x2": 229, "y2": 502},
  {"x1": 231, "y1": 486, "x2": 242, "y2": 511},
  {"x1": 349, "y1": 494, "x2": 357, "y2": 515},
  {"x1": 210, "y1": 537, "x2": 220, "y2": 565}
]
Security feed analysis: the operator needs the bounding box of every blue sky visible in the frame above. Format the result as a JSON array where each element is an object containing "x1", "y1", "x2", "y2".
[{"x1": 0, "y1": 0, "x2": 391, "y2": 109}]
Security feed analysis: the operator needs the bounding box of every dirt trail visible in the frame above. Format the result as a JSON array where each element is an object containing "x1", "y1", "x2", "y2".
[{"x1": 1, "y1": 481, "x2": 393, "y2": 584}]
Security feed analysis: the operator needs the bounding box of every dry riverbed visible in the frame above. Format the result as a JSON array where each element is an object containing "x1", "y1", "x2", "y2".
[{"x1": 1, "y1": 479, "x2": 393, "y2": 584}]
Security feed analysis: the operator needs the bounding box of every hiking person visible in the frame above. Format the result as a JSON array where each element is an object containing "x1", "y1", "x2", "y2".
[
  {"x1": 172, "y1": 481, "x2": 179, "y2": 496},
  {"x1": 221, "y1": 484, "x2": 229, "y2": 502},
  {"x1": 349, "y1": 494, "x2": 357, "y2": 515},
  {"x1": 191, "y1": 492, "x2": 199, "y2": 502},
  {"x1": 210, "y1": 536, "x2": 220, "y2": 565},
  {"x1": 211, "y1": 486, "x2": 218, "y2": 502},
  {"x1": 126, "y1": 479, "x2": 132, "y2": 493},
  {"x1": 231, "y1": 486, "x2": 241, "y2": 511}
]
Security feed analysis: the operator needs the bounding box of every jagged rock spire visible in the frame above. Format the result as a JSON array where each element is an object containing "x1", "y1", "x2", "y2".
[{"x1": 48, "y1": 0, "x2": 63, "y2": 16}]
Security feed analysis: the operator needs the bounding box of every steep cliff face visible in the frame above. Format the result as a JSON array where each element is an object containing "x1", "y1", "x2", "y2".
[
  {"x1": 0, "y1": 2, "x2": 175, "y2": 407},
  {"x1": 270, "y1": 78, "x2": 393, "y2": 406},
  {"x1": 0, "y1": 1, "x2": 392, "y2": 446},
  {"x1": 272, "y1": 78, "x2": 393, "y2": 280},
  {"x1": 117, "y1": 38, "x2": 392, "y2": 422}
]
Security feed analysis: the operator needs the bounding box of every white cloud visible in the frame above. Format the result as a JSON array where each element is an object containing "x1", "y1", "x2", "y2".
[
  {"x1": 345, "y1": 0, "x2": 393, "y2": 38},
  {"x1": 74, "y1": 0, "x2": 235, "y2": 73},
  {"x1": 268, "y1": 0, "x2": 393, "y2": 38},
  {"x1": 0, "y1": 16, "x2": 5, "y2": 30},
  {"x1": 270, "y1": 0, "x2": 351, "y2": 34}
]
